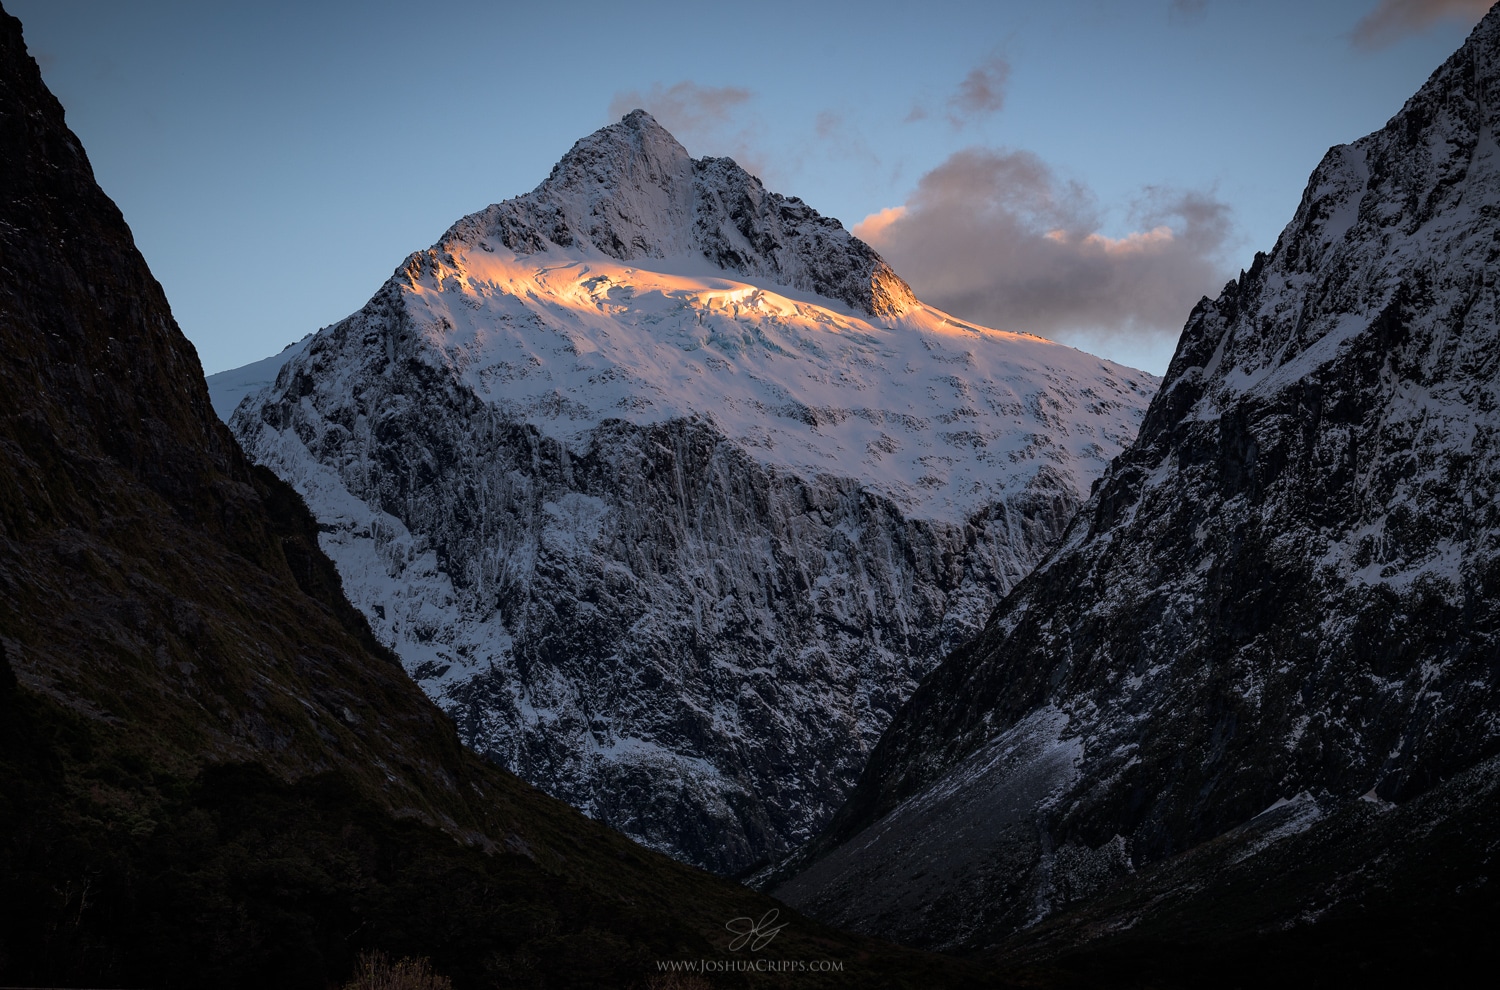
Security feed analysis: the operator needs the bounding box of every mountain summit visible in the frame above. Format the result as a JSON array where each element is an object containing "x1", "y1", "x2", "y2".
[
  {"x1": 453, "y1": 109, "x2": 917, "y2": 317},
  {"x1": 2, "y1": 7, "x2": 981, "y2": 984},
  {"x1": 218, "y1": 112, "x2": 1157, "y2": 873}
]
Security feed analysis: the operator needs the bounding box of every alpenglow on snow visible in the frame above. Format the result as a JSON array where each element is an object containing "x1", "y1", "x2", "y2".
[{"x1": 213, "y1": 111, "x2": 1158, "y2": 873}]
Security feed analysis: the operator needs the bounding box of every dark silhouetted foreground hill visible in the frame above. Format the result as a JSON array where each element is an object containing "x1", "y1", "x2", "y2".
[{"x1": 0, "y1": 6, "x2": 990, "y2": 988}]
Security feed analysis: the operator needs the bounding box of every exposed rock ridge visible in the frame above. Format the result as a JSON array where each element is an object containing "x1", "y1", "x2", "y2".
[
  {"x1": 0, "y1": 11, "x2": 996, "y2": 987},
  {"x1": 225, "y1": 112, "x2": 1157, "y2": 873},
  {"x1": 774, "y1": 5, "x2": 1500, "y2": 950},
  {"x1": 232, "y1": 275, "x2": 1139, "y2": 871},
  {"x1": 0, "y1": 0, "x2": 508, "y2": 838},
  {"x1": 441, "y1": 109, "x2": 917, "y2": 317}
]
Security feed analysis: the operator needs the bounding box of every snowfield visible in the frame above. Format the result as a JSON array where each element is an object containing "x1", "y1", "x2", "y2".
[{"x1": 212, "y1": 111, "x2": 1156, "y2": 872}]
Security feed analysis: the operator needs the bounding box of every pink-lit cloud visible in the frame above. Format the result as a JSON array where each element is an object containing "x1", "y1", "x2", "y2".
[
  {"x1": 852, "y1": 205, "x2": 908, "y2": 244},
  {"x1": 1049, "y1": 226, "x2": 1179, "y2": 256},
  {"x1": 855, "y1": 148, "x2": 1235, "y2": 363},
  {"x1": 1351, "y1": 0, "x2": 1492, "y2": 49},
  {"x1": 608, "y1": 81, "x2": 751, "y2": 134}
]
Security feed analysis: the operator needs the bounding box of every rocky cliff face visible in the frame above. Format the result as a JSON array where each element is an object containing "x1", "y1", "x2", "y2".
[
  {"x1": 454, "y1": 109, "x2": 917, "y2": 318},
  {"x1": 222, "y1": 112, "x2": 1156, "y2": 873},
  {"x1": 775, "y1": 5, "x2": 1500, "y2": 952},
  {"x1": 0, "y1": 9, "x2": 986, "y2": 987}
]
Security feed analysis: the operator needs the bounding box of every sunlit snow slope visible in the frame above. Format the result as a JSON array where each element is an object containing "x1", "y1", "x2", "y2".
[
  {"x1": 217, "y1": 111, "x2": 1157, "y2": 873},
  {"x1": 371, "y1": 248, "x2": 1144, "y2": 520}
]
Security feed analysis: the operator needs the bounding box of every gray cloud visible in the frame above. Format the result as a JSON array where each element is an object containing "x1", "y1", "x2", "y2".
[
  {"x1": 607, "y1": 81, "x2": 767, "y2": 175},
  {"x1": 853, "y1": 148, "x2": 1235, "y2": 357},
  {"x1": 1351, "y1": 0, "x2": 1492, "y2": 50},
  {"x1": 947, "y1": 55, "x2": 1010, "y2": 126},
  {"x1": 608, "y1": 81, "x2": 751, "y2": 134}
]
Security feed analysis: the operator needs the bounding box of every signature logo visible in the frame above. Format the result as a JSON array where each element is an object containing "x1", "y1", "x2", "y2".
[{"x1": 725, "y1": 909, "x2": 788, "y2": 952}]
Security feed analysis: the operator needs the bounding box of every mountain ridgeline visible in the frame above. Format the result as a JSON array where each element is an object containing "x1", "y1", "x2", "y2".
[
  {"x1": 220, "y1": 110, "x2": 1156, "y2": 873},
  {"x1": 464, "y1": 107, "x2": 919, "y2": 318},
  {"x1": 8, "y1": 0, "x2": 1499, "y2": 982},
  {"x1": 0, "y1": 6, "x2": 995, "y2": 988},
  {"x1": 773, "y1": 5, "x2": 1500, "y2": 975}
]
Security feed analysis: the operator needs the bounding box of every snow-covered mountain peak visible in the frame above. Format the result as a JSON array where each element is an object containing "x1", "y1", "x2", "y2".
[
  {"x1": 521, "y1": 109, "x2": 698, "y2": 258},
  {"x1": 1161, "y1": 4, "x2": 1500, "y2": 422},
  {"x1": 774, "y1": 3, "x2": 1500, "y2": 946},
  {"x1": 551, "y1": 108, "x2": 692, "y2": 184},
  {"x1": 215, "y1": 111, "x2": 1160, "y2": 873},
  {"x1": 437, "y1": 111, "x2": 918, "y2": 318}
]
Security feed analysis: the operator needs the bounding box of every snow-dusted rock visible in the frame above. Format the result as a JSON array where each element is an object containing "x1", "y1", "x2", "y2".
[
  {"x1": 452, "y1": 109, "x2": 917, "y2": 319},
  {"x1": 218, "y1": 112, "x2": 1156, "y2": 873},
  {"x1": 775, "y1": 7, "x2": 1500, "y2": 947}
]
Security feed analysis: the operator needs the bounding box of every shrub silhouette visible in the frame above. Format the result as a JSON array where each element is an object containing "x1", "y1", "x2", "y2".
[{"x1": 342, "y1": 950, "x2": 452, "y2": 990}]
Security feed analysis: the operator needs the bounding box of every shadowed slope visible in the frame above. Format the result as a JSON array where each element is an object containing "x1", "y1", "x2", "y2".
[
  {"x1": 223, "y1": 108, "x2": 1155, "y2": 874},
  {"x1": 0, "y1": 6, "x2": 993, "y2": 987},
  {"x1": 776, "y1": 5, "x2": 1500, "y2": 975}
]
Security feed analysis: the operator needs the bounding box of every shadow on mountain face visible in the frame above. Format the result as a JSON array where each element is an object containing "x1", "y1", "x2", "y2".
[
  {"x1": 773, "y1": 6, "x2": 1500, "y2": 985},
  {"x1": 0, "y1": 5, "x2": 1001, "y2": 988}
]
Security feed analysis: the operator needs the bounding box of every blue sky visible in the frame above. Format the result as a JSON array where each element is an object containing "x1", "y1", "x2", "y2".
[{"x1": 9, "y1": 0, "x2": 1491, "y2": 374}]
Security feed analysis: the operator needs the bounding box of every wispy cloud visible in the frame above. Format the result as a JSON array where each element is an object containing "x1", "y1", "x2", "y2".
[
  {"x1": 946, "y1": 54, "x2": 1011, "y2": 127},
  {"x1": 608, "y1": 81, "x2": 751, "y2": 133},
  {"x1": 1351, "y1": 0, "x2": 1492, "y2": 50},
  {"x1": 903, "y1": 54, "x2": 1012, "y2": 128},
  {"x1": 854, "y1": 148, "x2": 1234, "y2": 363},
  {"x1": 607, "y1": 81, "x2": 767, "y2": 175}
]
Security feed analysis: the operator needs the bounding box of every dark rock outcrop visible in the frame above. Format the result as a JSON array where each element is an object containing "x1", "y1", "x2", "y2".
[
  {"x1": 0, "y1": 7, "x2": 987, "y2": 987},
  {"x1": 449, "y1": 109, "x2": 916, "y2": 317},
  {"x1": 226, "y1": 113, "x2": 1156, "y2": 874},
  {"x1": 775, "y1": 4, "x2": 1500, "y2": 960}
]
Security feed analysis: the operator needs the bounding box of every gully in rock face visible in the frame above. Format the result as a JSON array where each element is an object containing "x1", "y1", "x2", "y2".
[
  {"x1": 218, "y1": 109, "x2": 1158, "y2": 875},
  {"x1": 774, "y1": 7, "x2": 1500, "y2": 979}
]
